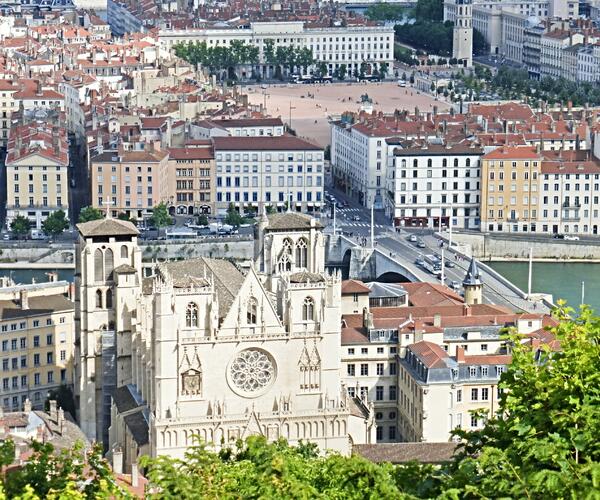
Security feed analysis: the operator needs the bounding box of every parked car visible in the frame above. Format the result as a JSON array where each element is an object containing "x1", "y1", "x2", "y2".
[
  {"x1": 408, "y1": 234, "x2": 418, "y2": 243},
  {"x1": 417, "y1": 240, "x2": 426, "y2": 248},
  {"x1": 564, "y1": 235, "x2": 580, "y2": 241},
  {"x1": 450, "y1": 280, "x2": 461, "y2": 291},
  {"x1": 553, "y1": 233, "x2": 565, "y2": 239}
]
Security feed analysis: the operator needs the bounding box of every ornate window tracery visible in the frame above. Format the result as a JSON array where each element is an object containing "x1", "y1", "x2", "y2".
[
  {"x1": 229, "y1": 349, "x2": 276, "y2": 395},
  {"x1": 302, "y1": 297, "x2": 315, "y2": 321},
  {"x1": 186, "y1": 302, "x2": 199, "y2": 328}
]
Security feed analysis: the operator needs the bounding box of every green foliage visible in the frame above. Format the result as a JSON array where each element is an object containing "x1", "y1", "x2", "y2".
[
  {"x1": 334, "y1": 64, "x2": 347, "y2": 80},
  {"x1": 224, "y1": 203, "x2": 243, "y2": 226},
  {"x1": 10, "y1": 215, "x2": 30, "y2": 237},
  {"x1": 150, "y1": 202, "x2": 172, "y2": 228},
  {"x1": 473, "y1": 27, "x2": 489, "y2": 56},
  {"x1": 197, "y1": 214, "x2": 209, "y2": 226},
  {"x1": 395, "y1": 21, "x2": 453, "y2": 56},
  {"x1": 41, "y1": 210, "x2": 69, "y2": 237},
  {"x1": 3, "y1": 441, "x2": 131, "y2": 499},
  {"x1": 415, "y1": 0, "x2": 443, "y2": 22},
  {"x1": 78, "y1": 205, "x2": 103, "y2": 223},
  {"x1": 265, "y1": 205, "x2": 277, "y2": 214},
  {"x1": 118, "y1": 212, "x2": 135, "y2": 223},
  {"x1": 365, "y1": 3, "x2": 413, "y2": 21}
]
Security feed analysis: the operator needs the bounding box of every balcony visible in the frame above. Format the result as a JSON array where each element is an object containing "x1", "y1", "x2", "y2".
[{"x1": 562, "y1": 202, "x2": 581, "y2": 208}]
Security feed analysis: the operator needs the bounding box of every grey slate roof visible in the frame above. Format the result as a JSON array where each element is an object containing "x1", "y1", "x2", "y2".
[
  {"x1": 365, "y1": 282, "x2": 407, "y2": 298},
  {"x1": 266, "y1": 213, "x2": 321, "y2": 230},
  {"x1": 160, "y1": 258, "x2": 245, "y2": 319},
  {"x1": 289, "y1": 271, "x2": 325, "y2": 283},
  {"x1": 112, "y1": 385, "x2": 143, "y2": 414},
  {"x1": 354, "y1": 443, "x2": 457, "y2": 464},
  {"x1": 124, "y1": 408, "x2": 149, "y2": 447},
  {"x1": 113, "y1": 264, "x2": 137, "y2": 275},
  {"x1": 0, "y1": 295, "x2": 73, "y2": 320},
  {"x1": 463, "y1": 257, "x2": 482, "y2": 286},
  {"x1": 76, "y1": 218, "x2": 139, "y2": 238}
]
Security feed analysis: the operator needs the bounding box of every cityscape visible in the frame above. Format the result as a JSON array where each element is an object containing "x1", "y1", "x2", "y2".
[{"x1": 0, "y1": 0, "x2": 597, "y2": 497}]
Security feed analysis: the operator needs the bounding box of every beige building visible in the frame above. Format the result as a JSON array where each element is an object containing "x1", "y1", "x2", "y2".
[
  {"x1": 90, "y1": 148, "x2": 169, "y2": 220},
  {"x1": 480, "y1": 145, "x2": 543, "y2": 233},
  {"x1": 0, "y1": 278, "x2": 75, "y2": 412},
  {"x1": 0, "y1": 80, "x2": 18, "y2": 148},
  {"x1": 166, "y1": 146, "x2": 215, "y2": 216},
  {"x1": 5, "y1": 111, "x2": 70, "y2": 230}
]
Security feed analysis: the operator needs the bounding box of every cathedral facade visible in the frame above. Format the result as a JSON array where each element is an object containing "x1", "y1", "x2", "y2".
[{"x1": 74, "y1": 213, "x2": 374, "y2": 469}]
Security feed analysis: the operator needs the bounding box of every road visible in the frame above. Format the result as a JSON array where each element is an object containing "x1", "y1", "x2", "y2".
[{"x1": 323, "y1": 185, "x2": 549, "y2": 313}]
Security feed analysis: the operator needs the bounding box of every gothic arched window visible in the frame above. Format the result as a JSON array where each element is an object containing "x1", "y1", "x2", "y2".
[
  {"x1": 95, "y1": 289, "x2": 103, "y2": 309},
  {"x1": 295, "y1": 238, "x2": 308, "y2": 268},
  {"x1": 104, "y1": 248, "x2": 114, "y2": 281},
  {"x1": 247, "y1": 297, "x2": 258, "y2": 324},
  {"x1": 120, "y1": 245, "x2": 128, "y2": 259},
  {"x1": 466, "y1": 158, "x2": 471, "y2": 167},
  {"x1": 278, "y1": 238, "x2": 293, "y2": 273},
  {"x1": 302, "y1": 297, "x2": 315, "y2": 321},
  {"x1": 106, "y1": 289, "x2": 113, "y2": 309},
  {"x1": 186, "y1": 302, "x2": 199, "y2": 328},
  {"x1": 94, "y1": 249, "x2": 103, "y2": 283}
]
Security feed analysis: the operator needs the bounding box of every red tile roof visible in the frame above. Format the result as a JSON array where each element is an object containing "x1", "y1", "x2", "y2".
[{"x1": 341, "y1": 279, "x2": 371, "y2": 295}]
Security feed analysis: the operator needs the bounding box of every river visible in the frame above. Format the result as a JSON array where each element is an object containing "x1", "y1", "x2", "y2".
[{"x1": 489, "y1": 261, "x2": 600, "y2": 313}]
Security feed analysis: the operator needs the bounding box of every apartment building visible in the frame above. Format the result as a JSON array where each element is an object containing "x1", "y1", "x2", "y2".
[
  {"x1": 539, "y1": 152, "x2": 600, "y2": 235},
  {"x1": 5, "y1": 110, "x2": 70, "y2": 230},
  {"x1": 158, "y1": 21, "x2": 394, "y2": 79},
  {"x1": 166, "y1": 146, "x2": 215, "y2": 215},
  {"x1": 0, "y1": 80, "x2": 18, "y2": 149},
  {"x1": 480, "y1": 146, "x2": 543, "y2": 233},
  {"x1": 212, "y1": 135, "x2": 324, "y2": 214},
  {"x1": 190, "y1": 118, "x2": 285, "y2": 139},
  {"x1": 385, "y1": 143, "x2": 483, "y2": 230},
  {"x1": 0, "y1": 279, "x2": 74, "y2": 412},
  {"x1": 398, "y1": 342, "x2": 509, "y2": 442},
  {"x1": 90, "y1": 147, "x2": 168, "y2": 219}
]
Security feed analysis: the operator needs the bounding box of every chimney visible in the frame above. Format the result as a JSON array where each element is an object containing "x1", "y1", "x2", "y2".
[
  {"x1": 362, "y1": 307, "x2": 374, "y2": 330},
  {"x1": 112, "y1": 448, "x2": 123, "y2": 475},
  {"x1": 23, "y1": 399, "x2": 32, "y2": 412},
  {"x1": 58, "y1": 408, "x2": 65, "y2": 434},
  {"x1": 49, "y1": 400, "x2": 57, "y2": 422},
  {"x1": 20, "y1": 290, "x2": 29, "y2": 310},
  {"x1": 433, "y1": 313, "x2": 442, "y2": 328},
  {"x1": 131, "y1": 462, "x2": 139, "y2": 488},
  {"x1": 47, "y1": 271, "x2": 58, "y2": 283},
  {"x1": 463, "y1": 304, "x2": 471, "y2": 316},
  {"x1": 456, "y1": 346, "x2": 465, "y2": 363}
]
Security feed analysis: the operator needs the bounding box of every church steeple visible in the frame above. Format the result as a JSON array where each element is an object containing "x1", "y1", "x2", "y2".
[{"x1": 463, "y1": 257, "x2": 482, "y2": 305}]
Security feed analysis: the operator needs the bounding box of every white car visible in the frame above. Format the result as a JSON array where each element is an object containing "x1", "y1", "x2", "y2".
[{"x1": 564, "y1": 235, "x2": 580, "y2": 241}]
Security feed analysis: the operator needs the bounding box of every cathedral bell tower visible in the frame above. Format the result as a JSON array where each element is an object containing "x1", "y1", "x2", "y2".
[{"x1": 74, "y1": 218, "x2": 141, "y2": 448}]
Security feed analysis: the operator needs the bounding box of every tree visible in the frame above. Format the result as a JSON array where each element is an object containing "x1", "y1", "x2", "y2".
[
  {"x1": 78, "y1": 206, "x2": 103, "y2": 223},
  {"x1": 335, "y1": 64, "x2": 347, "y2": 80},
  {"x1": 150, "y1": 202, "x2": 172, "y2": 228},
  {"x1": 224, "y1": 203, "x2": 243, "y2": 226},
  {"x1": 42, "y1": 210, "x2": 69, "y2": 238},
  {"x1": 118, "y1": 212, "x2": 135, "y2": 224},
  {"x1": 10, "y1": 215, "x2": 30, "y2": 238},
  {"x1": 414, "y1": 0, "x2": 443, "y2": 22},
  {"x1": 197, "y1": 214, "x2": 209, "y2": 226}
]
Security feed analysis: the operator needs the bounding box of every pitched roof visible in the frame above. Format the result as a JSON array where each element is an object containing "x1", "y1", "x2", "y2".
[
  {"x1": 77, "y1": 218, "x2": 139, "y2": 238},
  {"x1": 353, "y1": 442, "x2": 457, "y2": 464},
  {"x1": 266, "y1": 212, "x2": 321, "y2": 230},
  {"x1": 463, "y1": 257, "x2": 482, "y2": 286},
  {"x1": 0, "y1": 295, "x2": 72, "y2": 320},
  {"x1": 289, "y1": 271, "x2": 325, "y2": 283},
  {"x1": 409, "y1": 341, "x2": 451, "y2": 368},
  {"x1": 341, "y1": 279, "x2": 371, "y2": 294}
]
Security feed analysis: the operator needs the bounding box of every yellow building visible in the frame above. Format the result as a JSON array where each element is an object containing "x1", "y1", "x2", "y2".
[
  {"x1": 480, "y1": 145, "x2": 542, "y2": 234},
  {"x1": 0, "y1": 80, "x2": 18, "y2": 149},
  {"x1": 0, "y1": 279, "x2": 74, "y2": 411}
]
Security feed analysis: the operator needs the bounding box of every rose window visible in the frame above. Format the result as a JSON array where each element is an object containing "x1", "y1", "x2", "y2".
[{"x1": 229, "y1": 349, "x2": 276, "y2": 395}]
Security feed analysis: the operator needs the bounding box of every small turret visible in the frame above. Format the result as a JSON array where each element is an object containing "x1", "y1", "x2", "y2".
[{"x1": 463, "y1": 257, "x2": 482, "y2": 305}]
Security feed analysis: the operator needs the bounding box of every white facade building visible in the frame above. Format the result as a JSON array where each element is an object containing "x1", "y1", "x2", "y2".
[
  {"x1": 213, "y1": 136, "x2": 324, "y2": 214},
  {"x1": 385, "y1": 144, "x2": 483, "y2": 230},
  {"x1": 158, "y1": 21, "x2": 394, "y2": 78}
]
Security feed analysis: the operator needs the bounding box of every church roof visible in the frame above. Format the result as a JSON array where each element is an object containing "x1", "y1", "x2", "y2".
[
  {"x1": 113, "y1": 264, "x2": 137, "y2": 275},
  {"x1": 289, "y1": 271, "x2": 325, "y2": 283},
  {"x1": 76, "y1": 218, "x2": 139, "y2": 238},
  {"x1": 266, "y1": 213, "x2": 322, "y2": 231},
  {"x1": 123, "y1": 409, "x2": 149, "y2": 447},
  {"x1": 160, "y1": 258, "x2": 245, "y2": 319}
]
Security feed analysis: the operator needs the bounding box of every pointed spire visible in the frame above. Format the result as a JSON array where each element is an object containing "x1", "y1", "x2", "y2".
[{"x1": 463, "y1": 256, "x2": 482, "y2": 286}]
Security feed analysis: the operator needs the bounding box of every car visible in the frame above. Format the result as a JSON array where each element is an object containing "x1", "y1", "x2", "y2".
[
  {"x1": 352, "y1": 215, "x2": 361, "y2": 221},
  {"x1": 2, "y1": 234, "x2": 9, "y2": 241},
  {"x1": 342, "y1": 201, "x2": 349, "y2": 208},
  {"x1": 446, "y1": 260, "x2": 455, "y2": 268},
  {"x1": 417, "y1": 240, "x2": 426, "y2": 248},
  {"x1": 398, "y1": 80, "x2": 407, "y2": 87},
  {"x1": 553, "y1": 233, "x2": 565, "y2": 239},
  {"x1": 564, "y1": 235, "x2": 580, "y2": 241},
  {"x1": 336, "y1": 202, "x2": 343, "y2": 209},
  {"x1": 450, "y1": 280, "x2": 461, "y2": 290},
  {"x1": 408, "y1": 234, "x2": 418, "y2": 243},
  {"x1": 415, "y1": 256, "x2": 424, "y2": 266}
]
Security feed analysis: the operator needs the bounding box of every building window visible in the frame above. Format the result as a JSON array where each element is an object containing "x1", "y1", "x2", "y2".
[
  {"x1": 389, "y1": 362, "x2": 397, "y2": 375},
  {"x1": 376, "y1": 386, "x2": 384, "y2": 400},
  {"x1": 295, "y1": 238, "x2": 308, "y2": 268},
  {"x1": 376, "y1": 427, "x2": 383, "y2": 441},
  {"x1": 247, "y1": 297, "x2": 258, "y2": 324},
  {"x1": 471, "y1": 388, "x2": 478, "y2": 401},
  {"x1": 481, "y1": 387, "x2": 489, "y2": 401},
  {"x1": 360, "y1": 363, "x2": 369, "y2": 376},
  {"x1": 96, "y1": 289, "x2": 103, "y2": 309},
  {"x1": 376, "y1": 363, "x2": 384, "y2": 375},
  {"x1": 389, "y1": 386, "x2": 397, "y2": 400},
  {"x1": 347, "y1": 348, "x2": 355, "y2": 355},
  {"x1": 302, "y1": 297, "x2": 315, "y2": 321},
  {"x1": 347, "y1": 364, "x2": 355, "y2": 376},
  {"x1": 389, "y1": 426, "x2": 396, "y2": 440},
  {"x1": 470, "y1": 415, "x2": 478, "y2": 428},
  {"x1": 347, "y1": 387, "x2": 356, "y2": 397},
  {"x1": 185, "y1": 303, "x2": 199, "y2": 328},
  {"x1": 469, "y1": 367, "x2": 477, "y2": 377},
  {"x1": 106, "y1": 289, "x2": 113, "y2": 308},
  {"x1": 120, "y1": 245, "x2": 128, "y2": 259},
  {"x1": 456, "y1": 389, "x2": 462, "y2": 402}
]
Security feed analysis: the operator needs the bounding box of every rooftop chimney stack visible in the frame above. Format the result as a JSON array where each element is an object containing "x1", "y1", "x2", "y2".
[
  {"x1": 456, "y1": 346, "x2": 465, "y2": 363},
  {"x1": 112, "y1": 448, "x2": 123, "y2": 475},
  {"x1": 49, "y1": 400, "x2": 57, "y2": 422},
  {"x1": 20, "y1": 290, "x2": 29, "y2": 310},
  {"x1": 131, "y1": 462, "x2": 139, "y2": 488}
]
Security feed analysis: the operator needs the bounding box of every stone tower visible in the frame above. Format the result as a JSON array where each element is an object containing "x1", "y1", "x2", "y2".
[
  {"x1": 463, "y1": 257, "x2": 483, "y2": 305},
  {"x1": 452, "y1": 0, "x2": 473, "y2": 67},
  {"x1": 74, "y1": 218, "x2": 142, "y2": 448}
]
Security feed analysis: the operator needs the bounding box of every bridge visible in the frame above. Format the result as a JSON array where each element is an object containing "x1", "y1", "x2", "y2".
[{"x1": 326, "y1": 232, "x2": 552, "y2": 314}]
